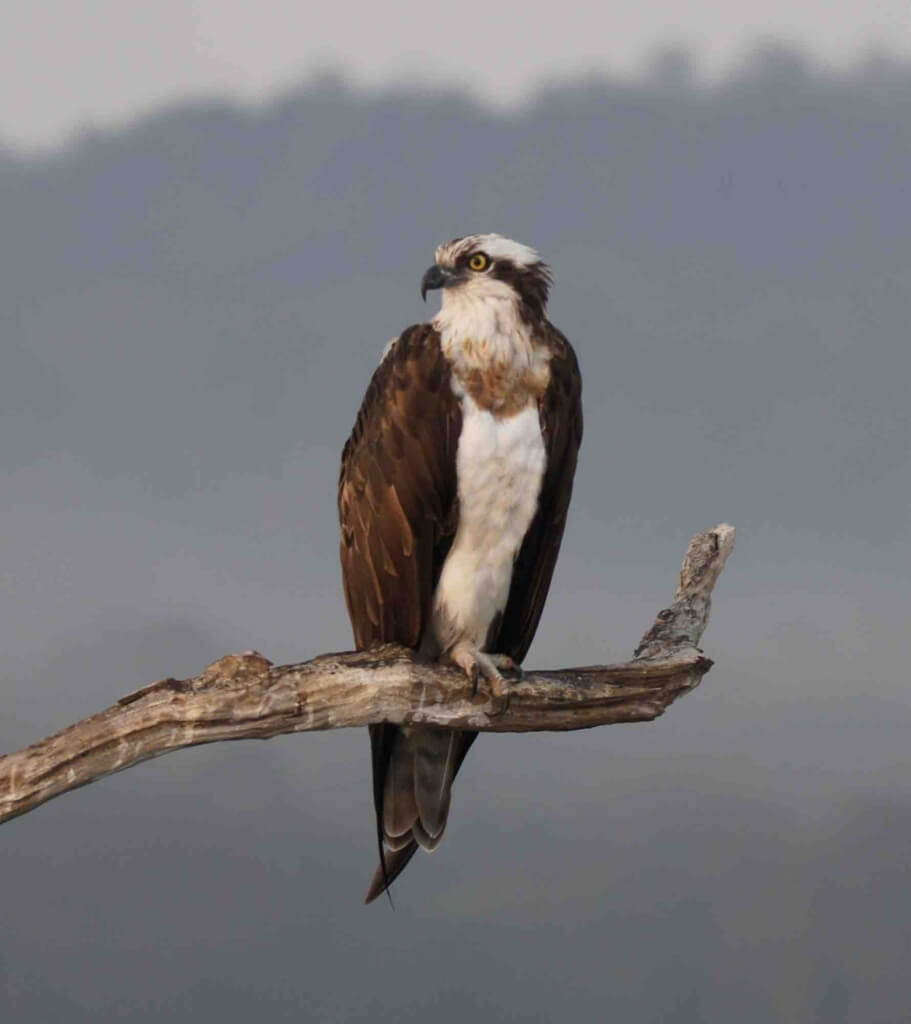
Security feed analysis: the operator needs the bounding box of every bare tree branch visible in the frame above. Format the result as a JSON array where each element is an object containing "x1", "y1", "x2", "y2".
[{"x1": 0, "y1": 523, "x2": 735, "y2": 826}]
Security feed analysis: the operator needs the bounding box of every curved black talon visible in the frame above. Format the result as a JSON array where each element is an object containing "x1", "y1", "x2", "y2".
[{"x1": 469, "y1": 663, "x2": 480, "y2": 696}]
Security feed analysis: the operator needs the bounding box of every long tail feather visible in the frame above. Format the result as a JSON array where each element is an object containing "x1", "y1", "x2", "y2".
[
  {"x1": 412, "y1": 726, "x2": 458, "y2": 841},
  {"x1": 365, "y1": 727, "x2": 480, "y2": 904},
  {"x1": 364, "y1": 841, "x2": 418, "y2": 904}
]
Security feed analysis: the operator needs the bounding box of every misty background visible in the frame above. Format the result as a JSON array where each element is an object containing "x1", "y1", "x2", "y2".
[{"x1": 1, "y1": 46, "x2": 909, "y2": 1022}]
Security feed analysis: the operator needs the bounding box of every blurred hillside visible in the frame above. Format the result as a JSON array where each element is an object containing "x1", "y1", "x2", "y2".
[{"x1": 1, "y1": 49, "x2": 909, "y2": 1022}]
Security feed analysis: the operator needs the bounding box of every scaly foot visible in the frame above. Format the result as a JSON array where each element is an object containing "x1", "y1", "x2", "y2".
[
  {"x1": 448, "y1": 642, "x2": 512, "y2": 714},
  {"x1": 486, "y1": 653, "x2": 524, "y2": 681}
]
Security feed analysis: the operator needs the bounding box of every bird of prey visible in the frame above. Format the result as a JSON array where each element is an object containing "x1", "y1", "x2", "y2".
[{"x1": 338, "y1": 234, "x2": 583, "y2": 903}]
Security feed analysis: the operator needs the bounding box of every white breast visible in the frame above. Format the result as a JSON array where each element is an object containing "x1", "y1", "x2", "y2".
[{"x1": 431, "y1": 395, "x2": 546, "y2": 653}]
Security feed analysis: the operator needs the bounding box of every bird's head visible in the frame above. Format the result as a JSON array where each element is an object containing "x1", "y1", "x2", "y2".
[{"x1": 421, "y1": 234, "x2": 552, "y2": 325}]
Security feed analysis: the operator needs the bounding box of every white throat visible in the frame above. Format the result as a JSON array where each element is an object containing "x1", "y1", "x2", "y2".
[{"x1": 433, "y1": 284, "x2": 536, "y2": 373}]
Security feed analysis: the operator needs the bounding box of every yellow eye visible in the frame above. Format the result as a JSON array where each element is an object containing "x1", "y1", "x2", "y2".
[{"x1": 468, "y1": 252, "x2": 489, "y2": 272}]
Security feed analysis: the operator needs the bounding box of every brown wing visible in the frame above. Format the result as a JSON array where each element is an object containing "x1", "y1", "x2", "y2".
[
  {"x1": 338, "y1": 323, "x2": 461, "y2": 650},
  {"x1": 493, "y1": 322, "x2": 583, "y2": 662},
  {"x1": 339, "y1": 323, "x2": 464, "y2": 902}
]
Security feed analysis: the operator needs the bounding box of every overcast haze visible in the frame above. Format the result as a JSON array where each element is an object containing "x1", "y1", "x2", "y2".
[
  {"x1": 4, "y1": 2, "x2": 911, "y2": 150},
  {"x1": 1, "y1": 44, "x2": 910, "y2": 1023}
]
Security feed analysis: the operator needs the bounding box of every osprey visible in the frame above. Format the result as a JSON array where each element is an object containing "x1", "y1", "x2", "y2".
[{"x1": 338, "y1": 234, "x2": 582, "y2": 902}]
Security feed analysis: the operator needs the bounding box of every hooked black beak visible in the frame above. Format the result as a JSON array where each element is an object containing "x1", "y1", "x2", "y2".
[{"x1": 420, "y1": 264, "x2": 453, "y2": 301}]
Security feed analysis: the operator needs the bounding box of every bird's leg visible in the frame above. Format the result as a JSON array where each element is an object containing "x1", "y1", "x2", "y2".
[
  {"x1": 485, "y1": 654, "x2": 524, "y2": 681},
  {"x1": 447, "y1": 642, "x2": 511, "y2": 714}
]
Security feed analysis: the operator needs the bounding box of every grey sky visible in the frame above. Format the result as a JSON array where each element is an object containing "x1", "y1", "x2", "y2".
[
  {"x1": 1, "y1": 56, "x2": 910, "y2": 1021},
  {"x1": 3, "y1": 0, "x2": 911, "y2": 150}
]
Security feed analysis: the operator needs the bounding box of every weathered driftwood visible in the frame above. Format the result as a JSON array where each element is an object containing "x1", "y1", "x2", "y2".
[{"x1": 0, "y1": 524, "x2": 734, "y2": 826}]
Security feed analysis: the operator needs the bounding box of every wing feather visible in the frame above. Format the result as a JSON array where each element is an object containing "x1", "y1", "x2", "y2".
[
  {"x1": 339, "y1": 323, "x2": 461, "y2": 649},
  {"x1": 339, "y1": 324, "x2": 464, "y2": 900}
]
